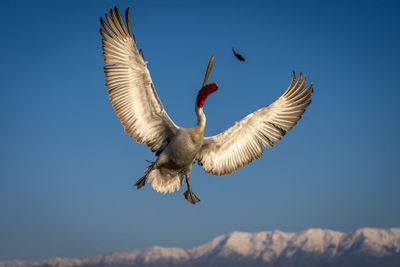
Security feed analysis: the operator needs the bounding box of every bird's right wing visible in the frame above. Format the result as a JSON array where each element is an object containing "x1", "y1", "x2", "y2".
[
  {"x1": 100, "y1": 7, "x2": 179, "y2": 152},
  {"x1": 196, "y1": 72, "x2": 313, "y2": 176}
]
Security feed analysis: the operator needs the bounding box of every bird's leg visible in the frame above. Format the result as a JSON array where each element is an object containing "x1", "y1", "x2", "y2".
[
  {"x1": 134, "y1": 160, "x2": 155, "y2": 189},
  {"x1": 134, "y1": 176, "x2": 147, "y2": 189},
  {"x1": 184, "y1": 173, "x2": 200, "y2": 204}
]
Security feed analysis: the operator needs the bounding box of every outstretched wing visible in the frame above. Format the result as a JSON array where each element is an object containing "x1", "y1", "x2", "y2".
[
  {"x1": 196, "y1": 72, "x2": 313, "y2": 175},
  {"x1": 100, "y1": 7, "x2": 179, "y2": 152}
]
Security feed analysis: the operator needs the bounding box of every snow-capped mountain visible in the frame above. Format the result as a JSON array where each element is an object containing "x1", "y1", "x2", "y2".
[{"x1": 1, "y1": 228, "x2": 399, "y2": 267}]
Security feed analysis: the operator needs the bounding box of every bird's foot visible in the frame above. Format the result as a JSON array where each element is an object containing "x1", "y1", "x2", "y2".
[
  {"x1": 134, "y1": 176, "x2": 146, "y2": 189},
  {"x1": 184, "y1": 190, "x2": 200, "y2": 204},
  {"x1": 136, "y1": 160, "x2": 156, "y2": 189}
]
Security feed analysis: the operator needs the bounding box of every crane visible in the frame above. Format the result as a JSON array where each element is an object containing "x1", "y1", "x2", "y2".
[{"x1": 100, "y1": 7, "x2": 314, "y2": 204}]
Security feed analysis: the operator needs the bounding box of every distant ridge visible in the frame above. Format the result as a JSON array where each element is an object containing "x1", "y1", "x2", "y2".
[{"x1": 1, "y1": 228, "x2": 400, "y2": 267}]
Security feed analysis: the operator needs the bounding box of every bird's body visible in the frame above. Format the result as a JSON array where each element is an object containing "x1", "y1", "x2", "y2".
[
  {"x1": 100, "y1": 7, "x2": 314, "y2": 204},
  {"x1": 157, "y1": 127, "x2": 203, "y2": 176},
  {"x1": 165, "y1": 127, "x2": 203, "y2": 167},
  {"x1": 136, "y1": 102, "x2": 209, "y2": 201}
]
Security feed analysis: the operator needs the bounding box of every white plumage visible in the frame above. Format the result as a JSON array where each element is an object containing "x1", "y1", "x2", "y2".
[
  {"x1": 197, "y1": 72, "x2": 312, "y2": 175},
  {"x1": 100, "y1": 8, "x2": 179, "y2": 153}
]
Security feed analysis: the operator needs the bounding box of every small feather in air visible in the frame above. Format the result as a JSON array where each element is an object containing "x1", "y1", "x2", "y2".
[{"x1": 232, "y1": 47, "x2": 246, "y2": 61}]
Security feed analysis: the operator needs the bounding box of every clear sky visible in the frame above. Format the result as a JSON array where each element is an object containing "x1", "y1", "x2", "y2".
[{"x1": 1, "y1": 0, "x2": 399, "y2": 261}]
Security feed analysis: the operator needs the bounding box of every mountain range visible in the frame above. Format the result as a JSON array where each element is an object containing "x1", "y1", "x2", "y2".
[{"x1": 1, "y1": 227, "x2": 400, "y2": 267}]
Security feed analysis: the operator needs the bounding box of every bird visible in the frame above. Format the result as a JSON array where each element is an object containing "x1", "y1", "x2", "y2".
[
  {"x1": 232, "y1": 47, "x2": 246, "y2": 61},
  {"x1": 100, "y1": 7, "x2": 314, "y2": 204}
]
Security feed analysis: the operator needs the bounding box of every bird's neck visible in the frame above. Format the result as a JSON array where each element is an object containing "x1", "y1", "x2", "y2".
[{"x1": 194, "y1": 105, "x2": 206, "y2": 134}]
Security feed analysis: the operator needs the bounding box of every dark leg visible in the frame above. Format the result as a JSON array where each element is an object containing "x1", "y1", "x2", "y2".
[
  {"x1": 134, "y1": 176, "x2": 147, "y2": 189},
  {"x1": 134, "y1": 160, "x2": 155, "y2": 189},
  {"x1": 184, "y1": 175, "x2": 200, "y2": 204}
]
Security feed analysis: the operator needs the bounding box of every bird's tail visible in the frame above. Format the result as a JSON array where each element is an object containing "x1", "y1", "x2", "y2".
[{"x1": 145, "y1": 161, "x2": 184, "y2": 194}]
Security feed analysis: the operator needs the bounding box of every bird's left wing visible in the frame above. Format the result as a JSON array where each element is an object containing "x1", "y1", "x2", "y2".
[
  {"x1": 196, "y1": 72, "x2": 313, "y2": 176},
  {"x1": 100, "y1": 7, "x2": 179, "y2": 152}
]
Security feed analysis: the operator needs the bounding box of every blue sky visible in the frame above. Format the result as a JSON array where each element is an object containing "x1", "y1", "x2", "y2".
[{"x1": 1, "y1": 0, "x2": 399, "y2": 261}]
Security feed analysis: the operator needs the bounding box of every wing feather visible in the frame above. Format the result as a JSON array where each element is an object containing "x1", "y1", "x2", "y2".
[
  {"x1": 101, "y1": 7, "x2": 179, "y2": 152},
  {"x1": 197, "y1": 72, "x2": 313, "y2": 175}
]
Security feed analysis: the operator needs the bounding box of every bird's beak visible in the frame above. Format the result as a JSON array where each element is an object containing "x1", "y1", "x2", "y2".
[
  {"x1": 196, "y1": 55, "x2": 218, "y2": 108},
  {"x1": 202, "y1": 55, "x2": 214, "y2": 87}
]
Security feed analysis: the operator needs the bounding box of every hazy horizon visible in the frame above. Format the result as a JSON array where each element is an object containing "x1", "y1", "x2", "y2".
[{"x1": 2, "y1": 227, "x2": 400, "y2": 266}]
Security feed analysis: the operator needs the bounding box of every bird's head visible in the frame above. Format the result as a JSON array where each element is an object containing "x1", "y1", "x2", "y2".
[
  {"x1": 196, "y1": 82, "x2": 218, "y2": 108},
  {"x1": 196, "y1": 55, "x2": 218, "y2": 109}
]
